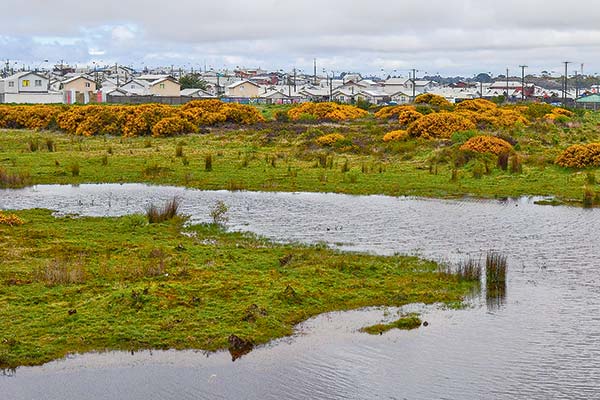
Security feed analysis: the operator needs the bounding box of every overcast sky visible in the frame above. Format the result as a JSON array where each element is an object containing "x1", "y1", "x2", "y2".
[{"x1": 2, "y1": 0, "x2": 600, "y2": 77}]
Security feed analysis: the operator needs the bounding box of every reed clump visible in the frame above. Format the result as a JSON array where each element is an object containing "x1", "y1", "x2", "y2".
[{"x1": 145, "y1": 197, "x2": 181, "y2": 224}]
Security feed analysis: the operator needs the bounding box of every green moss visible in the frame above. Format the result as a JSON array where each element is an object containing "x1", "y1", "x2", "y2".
[{"x1": 361, "y1": 314, "x2": 423, "y2": 335}]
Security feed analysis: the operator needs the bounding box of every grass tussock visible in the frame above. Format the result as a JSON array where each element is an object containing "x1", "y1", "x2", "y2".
[
  {"x1": 0, "y1": 168, "x2": 31, "y2": 188},
  {"x1": 486, "y1": 251, "x2": 507, "y2": 288},
  {"x1": 145, "y1": 197, "x2": 181, "y2": 223},
  {"x1": 35, "y1": 258, "x2": 86, "y2": 286}
]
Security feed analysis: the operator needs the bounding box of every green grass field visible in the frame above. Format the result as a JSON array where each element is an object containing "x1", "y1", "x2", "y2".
[{"x1": 0, "y1": 116, "x2": 598, "y2": 203}]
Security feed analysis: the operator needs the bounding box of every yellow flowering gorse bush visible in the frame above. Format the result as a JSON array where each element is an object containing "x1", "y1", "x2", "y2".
[
  {"x1": 316, "y1": 133, "x2": 346, "y2": 146},
  {"x1": 0, "y1": 100, "x2": 264, "y2": 138},
  {"x1": 288, "y1": 102, "x2": 368, "y2": 121},
  {"x1": 398, "y1": 109, "x2": 423, "y2": 127},
  {"x1": 0, "y1": 212, "x2": 24, "y2": 226},
  {"x1": 383, "y1": 130, "x2": 409, "y2": 142},
  {"x1": 460, "y1": 135, "x2": 514, "y2": 155},
  {"x1": 555, "y1": 143, "x2": 600, "y2": 168},
  {"x1": 407, "y1": 112, "x2": 476, "y2": 139},
  {"x1": 414, "y1": 93, "x2": 452, "y2": 108},
  {"x1": 374, "y1": 105, "x2": 416, "y2": 120}
]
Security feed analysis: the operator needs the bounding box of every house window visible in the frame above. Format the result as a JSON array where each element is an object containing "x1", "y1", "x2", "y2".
[
  {"x1": 8, "y1": 81, "x2": 14, "y2": 88},
  {"x1": 85, "y1": 82, "x2": 91, "y2": 88},
  {"x1": 159, "y1": 83, "x2": 165, "y2": 89},
  {"x1": 22, "y1": 80, "x2": 30, "y2": 87},
  {"x1": 35, "y1": 80, "x2": 42, "y2": 87},
  {"x1": 131, "y1": 85, "x2": 135, "y2": 88}
]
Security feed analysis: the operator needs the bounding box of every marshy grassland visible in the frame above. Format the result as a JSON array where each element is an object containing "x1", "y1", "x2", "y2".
[
  {"x1": 0, "y1": 209, "x2": 475, "y2": 369},
  {"x1": 0, "y1": 117, "x2": 598, "y2": 203},
  {"x1": 1, "y1": 99, "x2": 599, "y2": 368}
]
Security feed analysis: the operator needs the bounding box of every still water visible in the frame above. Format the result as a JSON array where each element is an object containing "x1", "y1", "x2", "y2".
[{"x1": 1, "y1": 184, "x2": 600, "y2": 399}]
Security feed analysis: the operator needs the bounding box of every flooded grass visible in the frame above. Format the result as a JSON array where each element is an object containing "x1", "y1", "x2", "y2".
[
  {"x1": 361, "y1": 314, "x2": 423, "y2": 335},
  {"x1": 486, "y1": 251, "x2": 508, "y2": 295}
]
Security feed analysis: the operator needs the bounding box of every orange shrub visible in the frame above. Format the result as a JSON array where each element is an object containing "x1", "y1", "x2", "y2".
[
  {"x1": 407, "y1": 113, "x2": 475, "y2": 139},
  {"x1": 552, "y1": 108, "x2": 574, "y2": 118},
  {"x1": 0, "y1": 105, "x2": 63, "y2": 130},
  {"x1": 152, "y1": 116, "x2": 198, "y2": 137},
  {"x1": 316, "y1": 133, "x2": 345, "y2": 146},
  {"x1": 460, "y1": 135, "x2": 513, "y2": 155},
  {"x1": 221, "y1": 103, "x2": 265, "y2": 124},
  {"x1": 375, "y1": 105, "x2": 416, "y2": 120},
  {"x1": 288, "y1": 102, "x2": 368, "y2": 121},
  {"x1": 455, "y1": 99, "x2": 497, "y2": 113},
  {"x1": 0, "y1": 211, "x2": 24, "y2": 226},
  {"x1": 555, "y1": 143, "x2": 600, "y2": 168},
  {"x1": 121, "y1": 104, "x2": 176, "y2": 137},
  {"x1": 544, "y1": 107, "x2": 575, "y2": 122},
  {"x1": 181, "y1": 100, "x2": 264, "y2": 125},
  {"x1": 414, "y1": 93, "x2": 452, "y2": 108},
  {"x1": 457, "y1": 107, "x2": 528, "y2": 129},
  {"x1": 398, "y1": 109, "x2": 423, "y2": 127},
  {"x1": 57, "y1": 105, "x2": 127, "y2": 136},
  {"x1": 383, "y1": 130, "x2": 409, "y2": 142}
]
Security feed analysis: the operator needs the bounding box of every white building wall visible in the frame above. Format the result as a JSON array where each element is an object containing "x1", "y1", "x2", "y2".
[{"x1": 2, "y1": 92, "x2": 64, "y2": 104}]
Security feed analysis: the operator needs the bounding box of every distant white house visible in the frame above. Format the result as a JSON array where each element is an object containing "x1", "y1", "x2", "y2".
[
  {"x1": 389, "y1": 90, "x2": 411, "y2": 104},
  {"x1": 121, "y1": 79, "x2": 150, "y2": 95},
  {"x1": 331, "y1": 88, "x2": 356, "y2": 103},
  {"x1": 180, "y1": 88, "x2": 217, "y2": 99},
  {"x1": 0, "y1": 71, "x2": 63, "y2": 103},
  {"x1": 258, "y1": 89, "x2": 294, "y2": 104},
  {"x1": 354, "y1": 90, "x2": 389, "y2": 105}
]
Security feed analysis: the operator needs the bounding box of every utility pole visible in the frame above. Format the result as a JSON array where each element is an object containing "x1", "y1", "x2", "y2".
[
  {"x1": 410, "y1": 68, "x2": 417, "y2": 102},
  {"x1": 575, "y1": 71, "x2": 579, "y2": 99},
  {"x1": 506, "y1": 68, "x2": 509, "y2": 103},
  {"x1": 293, "y1": 68, "x2": 297, "y2": 91},
  {"x1": 563, "y1": 61, "x2": 571, "y2": 106},
  {"x1": 329, "y1": 73, "x2": 333, "y2": 102},
  {"x1": 519, "y1": 65, "x2": 527, "y2": 101}
]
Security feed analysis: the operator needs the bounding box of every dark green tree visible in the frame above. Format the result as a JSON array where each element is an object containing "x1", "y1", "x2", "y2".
[{"x1": 179, "y1": 74, "x2": 208, "y2": 90}]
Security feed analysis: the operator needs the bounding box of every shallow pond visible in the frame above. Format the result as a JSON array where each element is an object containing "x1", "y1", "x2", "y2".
[{"x1": 1, "y1": 184, "x2": 600, "y2": 399}]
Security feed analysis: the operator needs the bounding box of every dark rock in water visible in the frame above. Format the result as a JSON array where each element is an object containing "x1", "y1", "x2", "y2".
[
  {"x1": 422, "y1": 321, "x2": 429, "y2": 327},
  {"x1": 228, "y1": 334, "x2": 254, "y2": 361}
]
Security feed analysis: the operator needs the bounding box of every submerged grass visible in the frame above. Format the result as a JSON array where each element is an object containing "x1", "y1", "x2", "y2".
[
  {"x1": 0, "y1": 209, "x2": 476, "y2": 369},
  {"x1": 361, "y1": 314, "x2": 423, "y2": 335}
]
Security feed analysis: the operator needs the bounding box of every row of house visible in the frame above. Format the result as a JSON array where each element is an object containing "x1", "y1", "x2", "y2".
[{"x1": 0, "y1": 67, "x2": 585, "y2": 106}]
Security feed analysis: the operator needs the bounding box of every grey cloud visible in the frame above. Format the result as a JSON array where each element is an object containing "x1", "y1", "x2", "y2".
[{"x1": 2, "y1": 1, "x2": 600, "y2": 75}]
